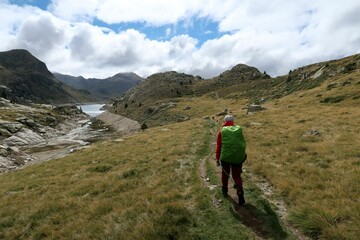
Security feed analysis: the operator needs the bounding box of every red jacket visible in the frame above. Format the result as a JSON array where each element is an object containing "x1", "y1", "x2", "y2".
[{"x1": 215, "y1": 121, "x2": 234, "y2": 161}]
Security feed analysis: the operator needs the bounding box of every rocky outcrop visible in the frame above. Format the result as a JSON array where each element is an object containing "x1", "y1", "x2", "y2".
[
  {"x1": 0, "y1": 100, "x2": 95, "y2": 173},
  {"x1": 247, "y1": 104, "x2": 266, "y2": 114}
]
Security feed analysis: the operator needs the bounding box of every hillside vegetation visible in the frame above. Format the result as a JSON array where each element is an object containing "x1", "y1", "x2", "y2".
[{"x1": 0, "y1": 54, "x2": 359, "y2": 239}]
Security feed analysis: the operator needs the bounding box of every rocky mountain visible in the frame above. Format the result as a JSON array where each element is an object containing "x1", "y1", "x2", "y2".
[
  {"x1": 110, "y1": 64, "x2": 271, "y2": 122},
  {"x1": 54, "y1": 72, "x2": 143, "y2": 100},
  {"x1": 110, "y1": 53, "x2": 360, "y2": 127},
  {"x1": 0, "y1": 49, "x2": 97, "y2": 104}
]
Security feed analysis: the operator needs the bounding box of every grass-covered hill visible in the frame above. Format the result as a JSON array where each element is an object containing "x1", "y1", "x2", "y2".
[
  {"x1": 0, "y1": 54, "x2": 359, "y2": 239},
  {"x1": 0, "y1": 49, "x2": 97, "y2": 104},
  {"x1": 111, "y1": 54, "x2": 359, "y2": 128},
  {"x1": 111, "y1": 64, "x2": 270, "y2": 127}
]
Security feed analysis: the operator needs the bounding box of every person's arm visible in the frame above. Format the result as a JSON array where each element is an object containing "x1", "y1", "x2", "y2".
[{"x1": 215, "y1": 131, "x2": 222, "y2": 164}]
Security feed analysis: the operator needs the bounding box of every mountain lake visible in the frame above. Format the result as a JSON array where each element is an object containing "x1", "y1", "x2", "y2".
[{"x1": 78, "y1": 104, "x2": 105, "y2": 117}]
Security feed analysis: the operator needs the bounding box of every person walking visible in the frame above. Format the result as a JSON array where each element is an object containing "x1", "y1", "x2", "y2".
[{"x1": 215, "y1": 115, "x2": 247, "y2": 205}]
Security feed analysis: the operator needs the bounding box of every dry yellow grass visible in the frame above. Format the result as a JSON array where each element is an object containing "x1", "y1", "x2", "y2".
[
  {"x1": 0, "y1": 67, "x2": 359, "y2": 239},
  {"x1": 0, "y1": 118, "x2": 256, "y2": 239},
  {"x1": 241, "y1": 71, "x2": 360, "y2": 239}
]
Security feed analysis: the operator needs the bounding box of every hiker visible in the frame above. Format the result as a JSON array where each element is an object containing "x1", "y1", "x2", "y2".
[{"x1": 216, "y1": 115, "x2": 247, "y2": 205}]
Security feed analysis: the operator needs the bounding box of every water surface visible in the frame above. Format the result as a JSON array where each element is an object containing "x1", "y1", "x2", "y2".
[{"x1": 78, "y1": 104, "x2": 105, "y2": 117}]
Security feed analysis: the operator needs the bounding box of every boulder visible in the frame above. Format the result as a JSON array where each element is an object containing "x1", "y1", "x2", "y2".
[
  {"x1": 0, "y1": 120, "x2": 23, "y2": 133},
  {"x1": 303, "y1": 129, "x2": 321, "y2": 136},
  {"x1": 0, "y1": 128, "x2": 11, "y2": 137},
  {"x1": 16, "y1": 117, "x2": 38, "y2": 128},
  {"x1": 0, "y1": 145, "x2": 8, "y2": 157},
  {"x1": 247, "y1": 104, "x2": 266, "y2": 114},
  {"x1": 13, "y1": 128, "x2": 45, "y2": 145},
  {"x1": 8, "y1": 146, "x2": 20, "y2": 154}
]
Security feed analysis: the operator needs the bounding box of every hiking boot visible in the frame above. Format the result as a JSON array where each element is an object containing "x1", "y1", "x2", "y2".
[
  {"x1": 222, "y1": 187, "x2": 228, "y2": 197},
  {"x1": 237, "y1": 189, "x2": 245, "y2": 205}
]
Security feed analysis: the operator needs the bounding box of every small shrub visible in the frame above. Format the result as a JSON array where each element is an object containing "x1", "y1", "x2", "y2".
[
  {"x1": 121, "y1": 169, "x2": 138, "y2": 179},
  {"x1": 320, "y1": 95, "x2": 346, "y2": 103},
  {"x1": 88, "y1": 165, "x2": 112, "y2": 173},
  {"x1": 344, "y1": 63, "x2": 356, "y2": 72},
  {"x1": 294, "y1": 146, "x2": 309, "y2": 152}
]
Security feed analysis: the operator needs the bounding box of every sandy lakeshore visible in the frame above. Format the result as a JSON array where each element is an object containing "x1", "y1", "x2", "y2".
[{"x1": 94, "y1": 111, "x2": 141, "y2": 134}]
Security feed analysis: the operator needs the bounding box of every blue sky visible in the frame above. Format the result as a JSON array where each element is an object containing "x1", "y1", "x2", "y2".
[
  {"x1": 1, "y1": 0, "x2": 360, "y2": 78},
  {"x1": 92, "y1": 17, "x2": 225, "y2": 45},
  {"x1": 9, "y1": 0, "x2": 48, "y2": 10}
]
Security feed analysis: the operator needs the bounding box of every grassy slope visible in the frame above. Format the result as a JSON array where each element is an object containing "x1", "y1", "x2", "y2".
[
  {"x1": 0, "y1": 118, "x2": 257, "y2": 239},
  {"x1": 0, "y1": 69, "x2": 359, "y2": 239},
  {"x1": 243, "y1": 72, "x2": 360, "y2": 239}
]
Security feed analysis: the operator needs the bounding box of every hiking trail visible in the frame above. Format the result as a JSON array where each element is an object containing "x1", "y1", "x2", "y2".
[{"x1": 198, "y1": 119, "x2": 309, "y2": 240}]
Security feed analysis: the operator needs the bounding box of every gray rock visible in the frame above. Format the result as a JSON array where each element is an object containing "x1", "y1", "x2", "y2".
[
  {"x1": 0, "y1": 145, "x2": 8, "y2": 157},
  {"x1": 0, "y1": 120, "x2": 23, "y2": 133},
  {"x1": 16, "y1": 117, "x2": 38, "y2": 128},
  {"x1": 8, "y1": 146, "x2": 20, "y2": 154},
  {"x1": 0, "y1": 156, "x2": 12, "y2": 168},
  {"x1": 0, "y1": 97, "x2": 11, "y2": 107},
  {"x1": 304, "y1": 129, "x2": 321, "y2": 136},
  {"x1": 247, "y1": 104, "x2": 266, "y2": 114},
  {"x1": 4, "y1": 136, "x2": 29, "y2": 146},
  {"x1": 0, "y1": 128, "x2": 11, "y2": 137},
  {"x1": 14, "y1": 158, "x2": 25, "y2": 165},
  {"x1": 13, "y1": 128, "x2": 45, "y2": 145}
]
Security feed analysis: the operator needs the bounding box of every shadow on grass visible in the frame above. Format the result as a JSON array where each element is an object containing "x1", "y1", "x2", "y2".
[{"x1": 227, "y1": 196, "x2": 288, "y2": 239}]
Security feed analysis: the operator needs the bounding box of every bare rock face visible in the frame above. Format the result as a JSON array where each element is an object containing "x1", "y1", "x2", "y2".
[
  {"x1": 247, "y1": 104, "x2": 266, "y2": 114},
  {"x1": 0, "y1": 102, "x2": 95, "y2": 173},
  {"x1": 4, "y1": 128, "x2": 45, "y2": 146},
  {"x1": 0, "y1": 120, "x2": 23, "y2": 133}
]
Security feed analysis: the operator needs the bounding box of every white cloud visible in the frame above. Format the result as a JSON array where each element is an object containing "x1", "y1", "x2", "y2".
[
  {"x1": 12, "y1": 14, "x2": 68, "y2": 57},
  {"x1": 0, "y1": 0, "x2": 359, "y2": 80},
  {"x1": 47, "y1": 0, "x2": 100, "y2": 22}
]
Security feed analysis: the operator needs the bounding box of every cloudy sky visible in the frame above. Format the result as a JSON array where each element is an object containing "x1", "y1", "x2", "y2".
[{"x1": 1, "y1": 0, "x2": 360, "y2": 79}]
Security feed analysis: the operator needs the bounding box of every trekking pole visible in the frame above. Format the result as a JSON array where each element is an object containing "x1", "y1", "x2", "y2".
[{"x1": 218, "y1": 162, "x2": 238, "y2": 189}]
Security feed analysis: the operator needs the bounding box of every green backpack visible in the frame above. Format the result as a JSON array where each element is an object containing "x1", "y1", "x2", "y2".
[{"x1": 220, "y1": 125, "x2": 246, "y2": 164}]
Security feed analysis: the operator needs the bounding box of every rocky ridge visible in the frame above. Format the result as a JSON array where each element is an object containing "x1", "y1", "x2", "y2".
[
  {"x1": 0, "y1": 49, "x2": 96, "y2": 104},
  {"x1": 0, "y1": 98, "x2": 104, "y2": 173},
  {"x1": 54, "y1": 72, "x2": 143, "y2": 100}
]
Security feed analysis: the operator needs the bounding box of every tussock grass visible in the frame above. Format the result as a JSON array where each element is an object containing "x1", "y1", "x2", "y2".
[{"x1": 1, "y1": 69, "x2": 359, "y2": 239}]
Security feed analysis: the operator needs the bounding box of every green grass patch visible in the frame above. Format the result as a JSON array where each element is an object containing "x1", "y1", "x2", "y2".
[{"x1": 87, "y1": 165, "x2": 113, "y2": 173}]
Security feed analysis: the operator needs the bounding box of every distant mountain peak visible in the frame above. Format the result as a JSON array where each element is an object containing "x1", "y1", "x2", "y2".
[
  {"x1": 0, "y1": 49, "x2": 50, "y2": 75},
  {"x1": 0, "y1": 49, "x2": 96, "y2": 104},
  {"x1": 54, "y1": 72, "x2": 143, "y2": 99}
]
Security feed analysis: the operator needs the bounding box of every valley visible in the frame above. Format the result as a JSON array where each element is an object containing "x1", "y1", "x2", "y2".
[{"x1": 0, "y1": 51, "x2": 359, "y2": 239}]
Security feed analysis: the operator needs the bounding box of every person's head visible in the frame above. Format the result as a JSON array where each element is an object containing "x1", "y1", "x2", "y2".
[{"x1": 224, "y1": 115, "x2": 234, "y2": 123}]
